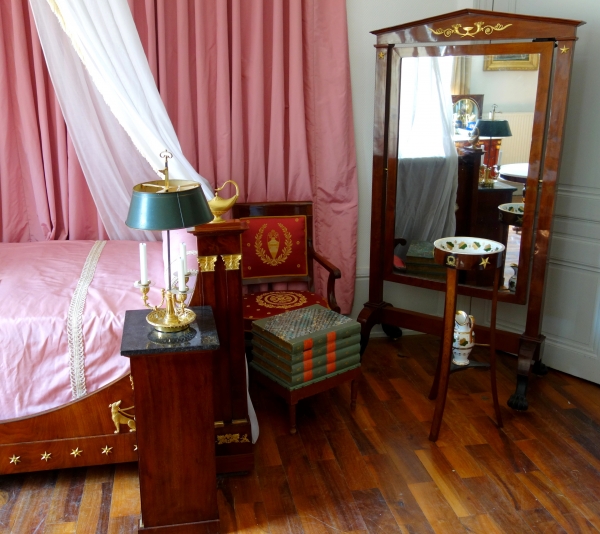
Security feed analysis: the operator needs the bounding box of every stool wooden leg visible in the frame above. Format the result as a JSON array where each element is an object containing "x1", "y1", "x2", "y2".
[
  {"x1": 429, "y1": 267, "x2": 458, "y2": 442},
  {"x1": 289, "y1": 403, "x2": 297, "y2": 435},
  {"x1": 350, "y1": 379, "x2": 358, "y2": 410},
  {"x1": 490, "y1": 268, "x2": 503, "y2": 428}
]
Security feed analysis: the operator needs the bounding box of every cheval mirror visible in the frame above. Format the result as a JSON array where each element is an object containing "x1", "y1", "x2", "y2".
[{"x1": 359, "y1": 10, "x2": 584, "y2": 410}]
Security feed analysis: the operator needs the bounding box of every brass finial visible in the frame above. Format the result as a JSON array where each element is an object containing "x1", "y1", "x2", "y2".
[{"x1": 158, "y1": 150, "x2": 173, "y2": 189}]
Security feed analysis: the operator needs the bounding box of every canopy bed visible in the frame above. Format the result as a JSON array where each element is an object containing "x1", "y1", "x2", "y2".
[
  {"x1": 0, "y1": 234, "x2": 255, "y2": 475},
  {"x1": 359, "y1": 10, "x2": 584, "y2": 410}
]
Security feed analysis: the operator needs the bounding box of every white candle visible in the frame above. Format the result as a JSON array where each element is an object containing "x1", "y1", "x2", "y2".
[
  {"x1": 178, "y1": 256, "x2": 186, "y2": 291},
  {"x1": 139, "y1": 243, "x2": 148, "y2": 284},
  {"x1": 179, "y1": 242, "x2": 187, "y2": 272}
]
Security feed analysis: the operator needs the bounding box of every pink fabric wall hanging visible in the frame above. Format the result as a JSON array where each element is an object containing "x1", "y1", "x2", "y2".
[{"x1": 1, "y1": 0, "x2": 358, "y2": 313}]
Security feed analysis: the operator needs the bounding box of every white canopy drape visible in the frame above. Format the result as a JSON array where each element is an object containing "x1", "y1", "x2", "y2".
[{"x1": 28, "y1": 0, "x2": 213, "y2": 241}]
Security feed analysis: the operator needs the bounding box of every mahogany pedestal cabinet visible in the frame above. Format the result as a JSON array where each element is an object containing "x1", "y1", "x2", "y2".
[
  {"x1": 189, "y1": 220, "x2": 254, "y2": 472},
  {"x1": 121, "y1": 307, "x2": 220, "y2": 533},
  {"x1": 359, "y1": 9, "x2": 584, "y2": 411}
]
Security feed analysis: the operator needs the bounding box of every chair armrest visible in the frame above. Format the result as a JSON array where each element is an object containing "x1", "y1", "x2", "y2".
[
  {"x1": 313, "y1": 250, "x2": 341, "y2": 279},
  {"x1": 313, "y1": 250, "x2": 341, "y2": 313}
]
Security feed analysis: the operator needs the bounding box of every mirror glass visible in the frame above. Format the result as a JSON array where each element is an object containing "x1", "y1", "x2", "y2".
[
  {"x1": 452, "y1": 95, "x2": 483, "y2": 131},
  {"x1": 393, "y1": 53, "x2": 540, "y2": 292}
]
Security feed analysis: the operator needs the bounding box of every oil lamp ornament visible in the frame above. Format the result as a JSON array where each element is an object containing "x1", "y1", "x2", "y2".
[{"x1": 207, "y1": 180, "x2": 239, "y2": 223}]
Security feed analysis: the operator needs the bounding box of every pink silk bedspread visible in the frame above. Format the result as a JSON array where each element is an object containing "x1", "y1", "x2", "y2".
[{"x1": 0, "y1": 240, "x2": 165, "y2": 421}]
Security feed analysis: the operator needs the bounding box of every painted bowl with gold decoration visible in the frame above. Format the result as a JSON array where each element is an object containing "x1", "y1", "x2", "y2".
[
  {"x1": 433, "y1": 237, "x2": 505, "y2": 270},
  {"x1": 498, "y1": 203, "x2": 525, "y2": 227}
]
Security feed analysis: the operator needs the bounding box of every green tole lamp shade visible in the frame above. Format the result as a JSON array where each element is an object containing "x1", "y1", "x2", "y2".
[
  {"x1": 126, "y1": 180, "x2": 213, "y2": 230},
  {"x1": 475, "y1": 119, "x2": 512, "y2": 138}
]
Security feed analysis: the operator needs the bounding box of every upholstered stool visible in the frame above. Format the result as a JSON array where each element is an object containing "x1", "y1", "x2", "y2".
[
  {"x1": 428, "y1": 237, "x2": 505, "y2": 442},
  {"x1": 242, "y1": 290, "x2": 329, "y2": 331}
]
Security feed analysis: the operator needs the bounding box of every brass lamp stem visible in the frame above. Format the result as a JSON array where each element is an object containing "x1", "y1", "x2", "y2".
[{"x1": 161, "y1": 291, "x2": 184, "y2": 327}]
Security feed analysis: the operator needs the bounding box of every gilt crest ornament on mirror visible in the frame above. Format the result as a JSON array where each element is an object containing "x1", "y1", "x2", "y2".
[{"x1": 428, "y1": 21, "x2": 512, "y2": 38}]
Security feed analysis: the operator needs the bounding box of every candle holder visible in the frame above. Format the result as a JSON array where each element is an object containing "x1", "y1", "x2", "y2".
[
  {"x1": 478, "y1": 164, "x2": 497, "y2": 188},
  {"x1": 134, "y1": 276, "x2": 195, "y2": 332}
]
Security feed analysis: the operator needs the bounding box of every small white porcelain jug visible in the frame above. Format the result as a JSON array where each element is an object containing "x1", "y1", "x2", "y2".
[{"x1": 452, "y1": 311, "x2": 475, "y2": 366}]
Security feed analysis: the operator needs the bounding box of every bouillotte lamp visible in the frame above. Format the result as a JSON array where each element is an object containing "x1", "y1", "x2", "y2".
[
  {"x1": 475, "y1": 118, "x2": 512, "y2": 139},
  {"x1": 475, "y1": 110, "x2": 512, "y2": 187},
  {"x1": 126, "y1": 151, "x2": 213, "y2": 332}
]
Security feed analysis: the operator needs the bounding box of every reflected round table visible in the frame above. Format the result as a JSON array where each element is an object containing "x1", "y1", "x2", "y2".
[
  {"x1": 498, "y1": 162, "x2": 528, "y2": 199},
  {"x1": 428, "y1": 238, "x2": 505, "y2": 442},
  {"x1": 499, "y1": 162, "x2": 528, "y2": 184}
]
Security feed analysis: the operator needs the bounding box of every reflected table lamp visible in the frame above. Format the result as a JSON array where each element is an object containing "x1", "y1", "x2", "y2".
[
  {"x1": 125, "y1": 151, "x2": 213, "y2": 332},
  {"x1": 475, "y1": 118, "x2": 512, "y2": 187}
]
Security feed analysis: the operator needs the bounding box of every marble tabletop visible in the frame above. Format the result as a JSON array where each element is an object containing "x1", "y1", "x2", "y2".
[{"x1": 120, "y1": 306, "x2": 219, "y2": 357}]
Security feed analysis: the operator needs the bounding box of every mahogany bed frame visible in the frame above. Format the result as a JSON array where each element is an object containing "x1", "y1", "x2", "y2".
[{"x1": 0, "y1": 222, "x2": 254, "y2": 475}]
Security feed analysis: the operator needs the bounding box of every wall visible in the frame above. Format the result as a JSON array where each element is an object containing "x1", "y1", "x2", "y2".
[
  {"x1": 346, "y1": 0, "x2": 600, "y2": 383},
  {"x1": 469, "y1": 56, "x2": 538, "y2": 114},
  {"x1": 346, "y1": 0, "x2": 461, "y2": 330},
  {"x1": 515, "y1": 0, "x2": 600, "y2": 382}
]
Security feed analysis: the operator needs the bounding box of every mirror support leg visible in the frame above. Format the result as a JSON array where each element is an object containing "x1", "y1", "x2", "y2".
[
  {"x1": 508, "y1": 335, "x2": 545, "y2": 411},
  {"x1": 357, "y1": 302, "x2": 388, "y2": 357}
]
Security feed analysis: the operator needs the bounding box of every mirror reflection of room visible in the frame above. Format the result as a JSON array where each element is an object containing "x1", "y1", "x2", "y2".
[{"x1": 393, "y1": 53, "x2": 539, "y2": 291}]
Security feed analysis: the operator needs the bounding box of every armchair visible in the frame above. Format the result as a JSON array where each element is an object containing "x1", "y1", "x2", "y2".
[{"x1": 231, "y1": 202, "x2": 341, "y2": 333}]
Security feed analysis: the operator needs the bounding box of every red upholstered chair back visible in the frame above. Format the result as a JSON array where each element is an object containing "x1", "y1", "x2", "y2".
[
  {"x1": 239, "y1": 214, "x2": 310, "y2": 284},
  {"x1": 233, "y1": 202, "x2": 316, "y2": 286},
  {"x1": 232, "y1": 202, "x2": 341, "y2": 331}
]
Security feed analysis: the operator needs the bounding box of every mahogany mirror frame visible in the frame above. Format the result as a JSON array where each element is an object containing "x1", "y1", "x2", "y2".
[
  {"x1": 383, "y1": 41, "x2": 552, "y2": 306},
  {"x1": 359, "y1": 9, "x2": 584, "y2": 411}
]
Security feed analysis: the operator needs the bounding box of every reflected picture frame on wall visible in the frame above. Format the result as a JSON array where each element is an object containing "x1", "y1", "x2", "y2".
[{"x1": 484, "y1": 54, "x2": 540, "y2": 71}]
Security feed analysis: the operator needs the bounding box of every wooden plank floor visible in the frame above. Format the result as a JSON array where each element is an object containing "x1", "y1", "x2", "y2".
[{"x1": 2, "y1": 335, "x2": 600, "y2": 533}]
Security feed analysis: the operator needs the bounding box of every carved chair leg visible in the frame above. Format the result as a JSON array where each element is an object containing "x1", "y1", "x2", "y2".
[
  {"x1": 288, "y1": 403, "x2": 297, "y2": 435},
  {"x1": 429, "y1": 340, "x2": 444, "y2": 400},
  {"x1": 350, "y1": 379, "x2": 358, "y2": 410},
  {"x1": 429, "y1": 268, "x2": 458, "y2": 442}
]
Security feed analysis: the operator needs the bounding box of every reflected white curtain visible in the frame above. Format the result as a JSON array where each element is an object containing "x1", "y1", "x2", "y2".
[
  {"x1": 395, "y1": 56, "x2": 458, "y2": 255},
  {"x1": 28, "y1": 0, "x2": 213, "y2": 241}
]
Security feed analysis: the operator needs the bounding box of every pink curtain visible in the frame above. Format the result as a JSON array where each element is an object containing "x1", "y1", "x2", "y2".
[
  {"x1": 1, "y1": 0, "x2": 357, "y2": 312},
  {"x1": 0, "y1": 0, "x2": 107, "y2": 242},
  {"x1": 132, "y1": 0, "x2": 358, "y2": 313}
]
